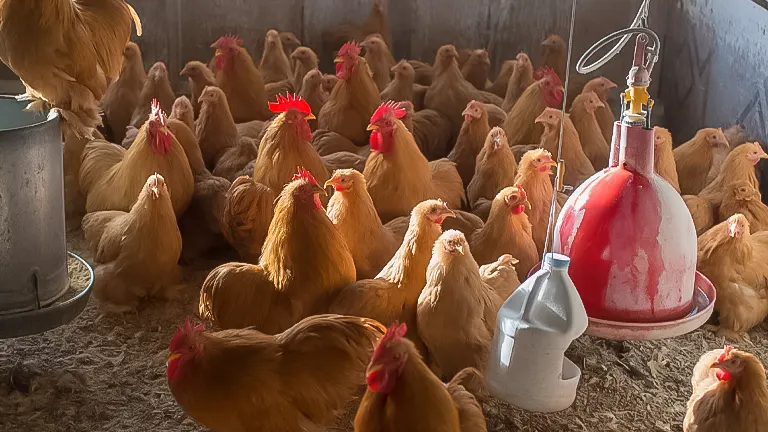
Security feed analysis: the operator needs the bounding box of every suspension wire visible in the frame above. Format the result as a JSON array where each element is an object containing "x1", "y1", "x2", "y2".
[{"x1": 542, "y1": 0, "x2": 578, "y2": 259}]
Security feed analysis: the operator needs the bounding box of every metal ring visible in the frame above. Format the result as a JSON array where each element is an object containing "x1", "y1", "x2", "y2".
[{"x1": 576, "y1": 27, "x2": 660, "y2": 74}]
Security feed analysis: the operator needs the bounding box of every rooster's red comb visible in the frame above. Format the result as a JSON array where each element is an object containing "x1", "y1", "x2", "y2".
[
  {"x1": 213, "y1": 35, "x2": 243, "y2": 49},
  {"x1": 179, "y1": 317, "x2": 205, "y2": 334},
  {"x1": 338, "y1": 41, "x2": 361, "y2": 58},
  {"x1": 149, "y1": 99, "x2": 167, "y2": 125},
  {"x1": 534, "y1": 66, "x2": 562, "y2": 86},
  {"x1": 374, "y1": 322, "x2": 407, "y2": 354},
  {"x1": 370, "y1": 101, "x2": 406, "y2": 124},
  {"x1": 269, "y1": 93, "x2": 312, "y2": 114},
  {"x1": 718, "y1": 346, "x2": 735, "y2": 362},
  {"x1": 292, "y1": 167, "x2": 319, "y2": 185}
]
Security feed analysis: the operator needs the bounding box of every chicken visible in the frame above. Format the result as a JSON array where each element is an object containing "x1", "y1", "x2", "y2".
[
  {"x1": 318, "y1": 41, "x2": 381, "y2": 146},
  {"x1": 469, "y1": 185, "x2": 538, "y2": 279},
  {"x1": 699, "y1": 141, "x2": 768, "y2": 208},
  {"x1": 253, "y1": 93, "x2": 328, "y2": 194},
  {"x1": 487, "y1": 59, "x2": 516, "y2": 98},
  {"x1": 320, "y1": 0, "x2": 392, "y2": 70},
  {"x1": 581, "y1": 77, "x2": 618, "y2": 144},
  {"x1": 290, "y1": 47, "x2": 319, "y2": 93},
  {"x1": 483, "y1": 102, "x2": 507, "y2": 128},
  {"x1": 354, "y1": 322, "x2": 486, "y2": 432},
  {"x1": 100, "y1": 42, "x2": 146, "y2": 144},
  {"x1": 478, "y1": 254, "x2": 520, "y2": 298},
  {"x1": 674, "y1": 128, "x2": 730, "y2": 195},
  {"x1": 417, "y1": 230, "x2": 504, "y2": 379},
  {"x1": 325, "y1": 169, "x2": 402, "y2": 279},
  {"x1": 258, "y1": 29, "x2": 292, "y2": 85},
  {"x1": 653, "y1": 126, "x2": 680, "y2": 193},
  {"x1": 541, "y1": 35, "x2": 566, "y2": 83},
  {"x1": 448, "y1": 100, "x2": 491, "y2": 187},
  {"x1": 264, "y1": 79, "x2": 295, "y2": 102},
  {"x1": 461, "y1": 49, "x2": 491, "y2": 91},
  {"x1": 195, "y1": 86, "x2": 240, "y2": 169},
  {"x1": 363, "y1": 101, "x2": 464, "y2": 223},
  {"x1": 329, "y1": 200, "x2": 455, "y2": 347},
  {"x1": 166, "y1": 119, "x2": 230, "y2": 262},
  {"x1": 82, "y1": 174, "x2": 182, "y2": 312},
  {"x1": 424, "y1": 45, "x2": 480, "y2": 130},
  {"x1": 211, "y1": 35, "x2": 272, "y2": 122},
  {"x1": 322, "y1": 150, "x2": 368, "y2": 173},
  {"x1": 719, "y1": 181, "x2": 768, "y2": 232},
  {"x1": 503, "y1": 66, "x2": 563, "y2": 147},
  {"x1": 279, "y1": 31, "x2": 301, "y2": 60},
  {"x1": 298, "y1": 69, "x2": 327, "y2": 131},
  {"x1": 683, "y1": 346, "x2": 768, "y2": 432},
  {"x1": 501, "y1": 53, "x2": 534, "y2": 112},
  {"x1": 570, "y1": 91, "x2": 609, "y2": 171},
  {"x1": 467, "y1": 127, "x2": 518, "y2": 218},
  {"x1": 170, "y1": 96, "x2": 196, "y2": 132},
  {"x1": 0, "y1": 0, "x2": 142, "y2": 139},
  {"x1": 219, "y1": 176, "x2": 275, "y2": 264},
  {"x1": 180, "y1": 61, "x2": 216, "y2": 118},
  {"x1": 322, "y1": 73, "x2": 339, "y2": 94},
  {"x1": 312, "y1": 128, "x2": 370, "y2": 157},
  {"x1": 361, "y1": 35, "x2": 392, "y2": 92},
  {"x1": 381, "y1": 60, "x2": 426, "y2": 110},
  {"x1": 80, "y1": 100, "x2": 194, "y2": 216},
  {"x1": 724, "y1": 123, "x2": 756, "y2": 149},
  {"x1": 129, "y1": 62, "x2": 175, "y2": 129},
  {"x1": 212, "y1": 137, "x2": 258, "y2": 182},
  {"x1": 200, "y1": 168, "x2": 356, "y2": 332},
  {"x1": 536, "y1": 108, "x2": 595, "y2": 187},
  {"x1": 409, "y1": 59, "x2": 434, "y2": 86},
  {"x1": 168, "y1": 315, "x2": 385, "y2": 432},
  {"x1": 697, "y1": 214, "x2": 768, "y2": 341},
  {"x1": 235, "y1": 120, "x2": 268, "y2": 141}
]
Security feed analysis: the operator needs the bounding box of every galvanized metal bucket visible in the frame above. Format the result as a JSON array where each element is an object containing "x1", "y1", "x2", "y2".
[{"x1": 0, "y1": 96, "x2": 68, "y2": 315}]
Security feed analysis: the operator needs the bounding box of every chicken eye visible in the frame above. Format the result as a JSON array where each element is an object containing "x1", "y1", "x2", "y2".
[
  {"x1": 536, "y1": 158, "x2": 542, "y2": 163},
  {"x1": 341, "y1": 178, "x2": 348, "y2": 183}
]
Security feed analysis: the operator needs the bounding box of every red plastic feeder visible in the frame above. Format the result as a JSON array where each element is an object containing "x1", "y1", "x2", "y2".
[{"x1": 550, "y1": 32, "x2": 714, "y2": 340}]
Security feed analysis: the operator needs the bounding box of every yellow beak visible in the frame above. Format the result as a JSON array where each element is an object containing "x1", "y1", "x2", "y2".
[
  {"x1": 323, "y1": 179, "x2": 335, "y2": 190},
  {"x1": 334, "y1": 57, "x2": 344, "y2": 63},
  {"x1": 367, "y1": 124, "x2": 379, "y2": 131},
  {"x1": 304, "y1": 113, "x2": 316, "y2": 121},
  {"x1": 215, "y1": 49, "x2": 222, "y2": 57},
  {"x1": 455, "y1": 245, "x2": 464, "y2": 255},
  {"x1": 168, "y1": 352, "x2": 181, "y2": 362},
  {"x1": 524, "y1": 200, "x2": 532, "y2": 210}
]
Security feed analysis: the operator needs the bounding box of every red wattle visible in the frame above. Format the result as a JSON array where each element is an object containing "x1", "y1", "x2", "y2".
[
  {"x1": 511, "y1": 205, "x2": 525, "y2": 215},
  {"x1": 715, "y1": 369, "x2": 731, "y2": 381},
  {"x1": 369, "y1": 129, "x2": 382, "y2": 151},
  {"x1": 215, "y1": 55, "x2": 224, "y2": 71}
]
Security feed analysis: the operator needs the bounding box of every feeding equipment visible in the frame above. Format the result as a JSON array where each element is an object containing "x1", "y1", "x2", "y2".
[
  {"x1": 552, "y1": 2, "x2": 715, "y2": 340},
  {"x1": 0, "y1": 96, "x2": 93, "y2": 339}
]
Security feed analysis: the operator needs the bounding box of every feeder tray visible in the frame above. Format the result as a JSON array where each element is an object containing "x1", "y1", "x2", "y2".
[
  {"x1": 526, "y1": 264, "x2": 716, "y2": 341},
  {"x1": 0, "y1": 252, "x2": 94, "y2": 339}
]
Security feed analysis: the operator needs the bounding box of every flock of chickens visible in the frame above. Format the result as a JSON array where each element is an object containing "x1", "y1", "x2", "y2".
[{"x1": 1, "y1": 0, "x2": 768, "y2": 431}]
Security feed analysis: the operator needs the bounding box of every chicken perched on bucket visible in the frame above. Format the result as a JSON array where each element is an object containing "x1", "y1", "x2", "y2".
[{"x1": 0, "y1": 0, "x2": 142, "y2": 139}]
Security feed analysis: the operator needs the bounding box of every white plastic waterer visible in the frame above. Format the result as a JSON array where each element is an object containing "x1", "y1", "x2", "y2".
[{"x1": 485, "y1": 253, "x2": 588, "y2": 413}]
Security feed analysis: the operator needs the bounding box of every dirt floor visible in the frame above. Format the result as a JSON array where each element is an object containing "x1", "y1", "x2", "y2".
[{"x1": 1, "y1": 231, "x2": 767, "y2": 432}]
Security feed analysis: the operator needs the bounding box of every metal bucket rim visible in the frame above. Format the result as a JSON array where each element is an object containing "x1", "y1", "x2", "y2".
[{"x1": 0, "y1": 95, "x2": 59, "y2": 133}]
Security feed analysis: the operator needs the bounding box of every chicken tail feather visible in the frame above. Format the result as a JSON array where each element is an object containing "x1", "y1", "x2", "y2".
[
  {"x1": 127, "y1": 3, "x2": 143, "y2": 37},
  {"x1": 448, "y1": 367, "x2": 487, "y2": 402}
]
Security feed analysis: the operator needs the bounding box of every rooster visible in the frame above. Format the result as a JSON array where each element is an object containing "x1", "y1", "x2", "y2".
[
  {"x1": 364, "y1": 101, "x2": 465, "y2": 223},
  {"x1": 355, "y1": 322, "x2": 487, "y2": 432},
  {"x1": 253, "y1": 93, "x2": 328, "y2": 194},
  {"x1": 318, "y1": 41, "x2": 381, "y2": 146},
  {"x1": 80, "y1": 99, "x2": 194, "y2": 217},
  {"x1": 0, "y1": 0, "x2": 142, "y2": 139},
  {"x1": 168, "y1": 315, "x2": 385, "y2": 432},
  {"x1": 200, "y1": 168, "x2": 356, "y2": 333},
  {"x1": 211, "y1": 35, "x2": 272, "y2": 122}
]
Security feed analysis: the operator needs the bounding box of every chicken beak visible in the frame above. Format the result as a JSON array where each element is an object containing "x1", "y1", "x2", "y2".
[
  {"x1": 305, "y1": 113, "x2": 316, "y2": 121},
  {"x1": 214, "y1": 49, "x2": 223, "y2": 57},
  {"x1": 461, "y1": 107, "x2": 473, "y2": 117},
  {"x1": 367, "y1": 124, "x2": 379, "y2": 131},
  {"x1": 547, "y1": 160, "x2": 558, "y2": 167},
  {"x1": 316, "y1": 184, "x2": 328, "y2": 196},
  {"x1": 524, "y1": 200, "x2": 532, "y2": 210},
  {"x1": 150, "y1": 186, "x2": 160, "y2": 200},
  {"x1": 444, "y1": 209, "x2": 456, "y2": 219},
  {"x1": 556, "y1": 85, "x2": 565, "y2": 92},
  {"x1": 167, "y1": 352, "x2": 181, "y2": 365},
  {"x1": 595, "y1": 100, "x2": 605, "y2": 108},
  {"x1": 709, "y1": 361, "x2": 722, "y2": 369},
  {"x1": 323, "y1": 179, "x2": 336, "y2": 191},
  {"x1": 760, "y1": 151, "x2": 768, "y2": 159},
  {"x1": 455, "y1": 245, "x2": 465, "y2": 255},
  {"x1": 334, "y1": 57, "x2": 344, "y2": 64},
  {"x1": 534, "y1": 114, "x2": 546, "y2": 124},
  {"x1": 606, "y1": 80, "x2": 618, "y2": 89}
]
